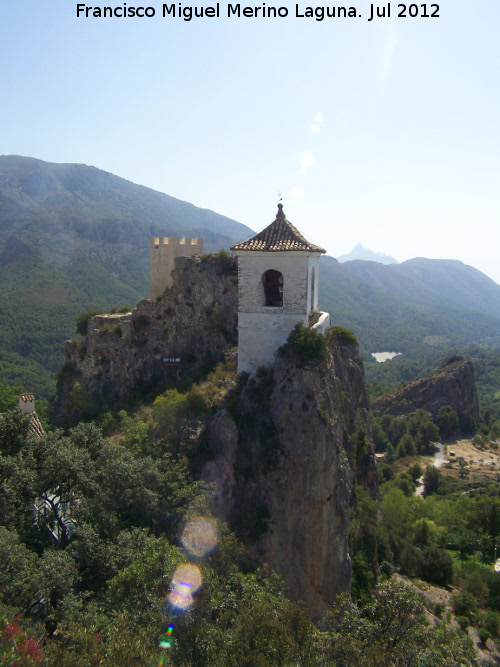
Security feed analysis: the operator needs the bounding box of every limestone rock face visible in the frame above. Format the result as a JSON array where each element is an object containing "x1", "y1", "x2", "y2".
[
  {"x1": 53, "y1": 255, "x2": 237, "y2": 421},
  {"x1": 372, "y1": 355, "x2": 480, "y2": 423},
  {"x1": 223, "y1": 341, "x2": 376, "y2": 619}
]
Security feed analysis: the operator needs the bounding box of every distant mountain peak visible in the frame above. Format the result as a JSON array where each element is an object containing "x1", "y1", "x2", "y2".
[{"x1": 336, "y1": 243, "x2": 399, "y2": 265}]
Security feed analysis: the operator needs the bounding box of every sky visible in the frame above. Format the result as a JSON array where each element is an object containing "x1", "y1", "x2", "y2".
[{"x1": 2, "y1": 0, "x2": 499, "y2": 283}]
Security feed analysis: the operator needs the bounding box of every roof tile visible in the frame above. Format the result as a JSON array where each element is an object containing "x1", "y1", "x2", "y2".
[{"x1": 231, "y1": 204, "x2": 326, "y2": 253}]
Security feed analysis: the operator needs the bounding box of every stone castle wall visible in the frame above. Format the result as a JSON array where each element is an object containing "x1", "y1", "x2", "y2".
[{"x1": 150, "y1": 236, "x2": 203, "y2": 299}]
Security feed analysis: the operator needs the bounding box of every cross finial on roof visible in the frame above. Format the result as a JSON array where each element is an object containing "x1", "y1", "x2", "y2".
[{"x1": 277, "y1": 190, "x2": 283, "y2": 202}]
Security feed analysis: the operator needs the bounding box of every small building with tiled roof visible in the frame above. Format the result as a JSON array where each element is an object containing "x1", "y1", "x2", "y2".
[
  {"x1": 231, "y1": 203, "x2": 331, "y2": 375},
  {"x1": 18, "y1": 394, "x2": 45, "y2": 438}
]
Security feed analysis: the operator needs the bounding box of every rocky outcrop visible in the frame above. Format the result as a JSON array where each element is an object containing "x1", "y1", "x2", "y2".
[
  {"x1": 204, "y1": 339, "x2": 377, "y2": 620},
  {"x1": 53, "y1": 254, "x2": 237, "y2": 421},
  {"x1": 54, "y1": 252, "x2": 378, "y2": 619},
  {"x1": 372, "y1": 355, "x2": 480, "y2": 422}
]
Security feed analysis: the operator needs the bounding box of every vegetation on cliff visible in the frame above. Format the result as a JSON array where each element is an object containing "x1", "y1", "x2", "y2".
[{"x1": 0, "y1": 391, "x2": 479, "y2": 666}]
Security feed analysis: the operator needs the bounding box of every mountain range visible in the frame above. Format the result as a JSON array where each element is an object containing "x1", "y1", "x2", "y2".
[
  {"x1": 0, "y1": 155, "x2": 252, "y2": 396},
  {"x1": 336, "y1": 242, "x2": 399, "y2": 265},
  {"x1": 1, "y1": 155, "x2": 499, "y2": 396}
]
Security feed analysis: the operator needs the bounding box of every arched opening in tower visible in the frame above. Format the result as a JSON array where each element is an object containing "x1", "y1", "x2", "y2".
[{"x1": 263, "y1": 269, "x2": 284, "y2": 307}]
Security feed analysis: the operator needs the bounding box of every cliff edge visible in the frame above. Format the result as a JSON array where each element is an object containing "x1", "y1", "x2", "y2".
[
  {"x1": 203, "y1": 331, "x2": 377, "y2": 619},
  {"x1": 53, "y1": 253, "x2": 237, "y2": 423},
  {"x1": 372, "y1": 355, "x2": 480, "y2": 425}
]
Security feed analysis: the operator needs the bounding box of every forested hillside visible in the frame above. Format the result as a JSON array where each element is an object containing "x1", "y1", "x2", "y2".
[
  {"x1": 319, "y1": 256, "x2": 500, "y2": 357},
  {"x1": 1, "y1": 155, "x2": 500, "y2": 402},
  {"x1": 0, "y1": 156, "x2": 252, "y2": 396}
]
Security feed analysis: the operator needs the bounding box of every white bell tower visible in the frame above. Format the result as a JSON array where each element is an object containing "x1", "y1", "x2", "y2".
[{"x1": 231, "y1": 204, "x2": 330, "y2": 375}]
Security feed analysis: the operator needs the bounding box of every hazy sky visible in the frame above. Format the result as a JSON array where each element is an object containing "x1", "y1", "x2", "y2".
[{"x1": 2, "y1": 0, "x2": 499, "y2": 283}]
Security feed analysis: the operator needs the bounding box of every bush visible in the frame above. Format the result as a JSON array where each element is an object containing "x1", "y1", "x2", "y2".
[
  {"x1": 408, "y1": 462, "x2": 423, "y2": 481},
  {"x1": 326, "y1": 325, "x2": 357, "y2": 346},
  {"x1": 418, "y1": 546, "x2": 453, "y2": 587},
  {"x1": 379, "y1": 560, "x2": 394, "y2": 578},
  {"x1": 286, "y1": 323, "x2": 327, "y2": 364},
  {"x1": 451, "y1": 590, "x2": 478, "y2": 620},
  {"x1": 478, "y1": 628, "x2": 491, "y2": 645},
  {"x1": 76, "y1": 307, "x2": 103, "y2": 335},
  {"x1": 483, "y1": 610, "x2": 500, "y2": 637}
]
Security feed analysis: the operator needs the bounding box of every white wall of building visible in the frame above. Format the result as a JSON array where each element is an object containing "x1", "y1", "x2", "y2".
[{"x1": 235, "y1": 250, "x2": 323, "y2": 374}]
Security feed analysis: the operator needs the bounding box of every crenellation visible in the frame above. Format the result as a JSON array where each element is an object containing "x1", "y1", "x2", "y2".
[{"x1": 150, "y1": 235, "x2": 204, "y2": 299}]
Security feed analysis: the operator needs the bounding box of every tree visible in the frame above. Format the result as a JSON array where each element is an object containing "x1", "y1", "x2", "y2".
[
  {"x1": 324, "y1": 581, "x2": 477, "y2": 666},
  {"x1": 418, "y1": 546, "x2": 453, "y2": 586},
  {"x1": 437, "y1": 405, "x2": 459, "y2": 438},
  {"x1": 153, "y1": 388, "x2": 207, "y2": 456},
  {"x1": 423, "y1": 465, "x2": 440, "y2": 496},
  {"x1": 458, "y1": 456, "x2": 469, "y2": 478},
  {"x1": 0, "y1": 384, "x2": 22, "y2": 412},
  {"x1": 396, "y1": 433, "x2": 416, "y2": 458}
]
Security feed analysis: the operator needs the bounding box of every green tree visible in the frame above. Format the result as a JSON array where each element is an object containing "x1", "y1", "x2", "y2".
[
  {"x1": 437, "y1": 405, "x2": 459, "y2": 438},
  {"x1": 153, "y1": 388, "x2": 207, "y2": 456},
  {"x1": 325, "y1": 581, "x2": 477, "y2": 666},
  {"x1": 0, "y1": 384, "x2": 22, "y2": 412},
  {"x1": 423, "y1": 465, "x2": 440, "y2": 496}
]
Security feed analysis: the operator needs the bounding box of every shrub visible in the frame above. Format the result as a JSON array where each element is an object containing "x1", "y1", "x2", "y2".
[
  {"x1": 484, "y1": 610, "x2": 500, "y2": 637},
  {"x1": 451, "y1": 590, "x2": 478, "y2": 620},
  {"x1": 379, "y1": 560, "x2": 394, "y2": 579},
  {"x1": 76, "y1": 307, "x2": 103, "y2": 335},
  {"x1": 478, "y1": 628, "x2": 491, "y2": 645},
  {"x1": 286, "y1": 323, "x2": 327, "y2": 364},
  {"x1": 326, "y1": 325, "x2": 357, "y2": 346},
  {"x1": 418, "y1": 546, "x2": 453, "y2": 586},
  {"x1": 408, "y1": 462, "x2": 423, "y2": 481}
]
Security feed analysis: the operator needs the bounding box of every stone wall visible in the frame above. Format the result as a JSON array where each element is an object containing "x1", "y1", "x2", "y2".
[{"x1": 150, "y1": 236, "x2": 203, "y2": 299}]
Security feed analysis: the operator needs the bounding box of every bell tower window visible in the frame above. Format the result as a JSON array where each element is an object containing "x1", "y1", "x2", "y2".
[{"x1": 263, "y1": 269, "x2": 283, "y2": 307}]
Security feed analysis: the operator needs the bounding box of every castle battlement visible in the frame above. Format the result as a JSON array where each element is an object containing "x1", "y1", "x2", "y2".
[{"x1": 150, "y1": 236, "x2": 203, "y2": 299}]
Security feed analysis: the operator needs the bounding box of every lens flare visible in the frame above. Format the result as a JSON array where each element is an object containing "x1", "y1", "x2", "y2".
[
  {"x1": 171, "y1": 563, "x2": 203, "y2": 594},
  {"x1": 181, "y1": 518, "x2": 218, "y2": 557},
  {"x1": 159, "y1": 634, "x2": 172, "y2": 649},
  {"x1": 168, "y1": 587, "x2": 194, "y2": 610}
]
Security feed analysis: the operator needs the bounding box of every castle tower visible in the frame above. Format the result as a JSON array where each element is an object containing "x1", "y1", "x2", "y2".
[
  {"x1": 231, "y1": 203, "x2": 330, "y2": 375},
  {"x1": 150, "y1": 237, "x2": 203, "y2": 299}
]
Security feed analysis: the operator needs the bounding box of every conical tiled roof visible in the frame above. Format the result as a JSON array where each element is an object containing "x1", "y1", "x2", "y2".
[{"x1": 231, "y1": 204, "x2": 326, "y2": 253}]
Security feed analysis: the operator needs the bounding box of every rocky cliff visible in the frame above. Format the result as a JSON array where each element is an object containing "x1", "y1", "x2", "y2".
[
  {"x1": 53, "y1": 253, "x2": 238, "y2": 422},
  {"x1": 372, "y1": 355, "x2": 480, "y2": 424},
  {"x1": 202, "y1": 336, "x2": 377, "y2": 619},
  {"x1": 54, "y1": 253, "x2": 377, "y2": 619}
]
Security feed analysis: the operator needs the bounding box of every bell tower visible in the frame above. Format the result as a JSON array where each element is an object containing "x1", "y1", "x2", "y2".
[{"x1": 231, "y1": 204, "x2": 330, "y2": 375}]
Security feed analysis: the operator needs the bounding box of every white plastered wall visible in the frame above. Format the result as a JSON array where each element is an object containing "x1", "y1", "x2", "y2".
[{"x1": 235, "y1": 250, "x2": 322, "y2": 374}]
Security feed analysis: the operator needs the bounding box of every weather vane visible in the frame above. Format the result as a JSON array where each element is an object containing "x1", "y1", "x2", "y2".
[{"x1": 277, "y1": 190, "x2": 283, "y2": 202}]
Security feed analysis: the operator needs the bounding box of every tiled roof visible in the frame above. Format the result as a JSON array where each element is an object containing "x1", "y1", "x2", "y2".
[
  {"x1": 231, "y1": 204, "x2": 326, "y2": 253},
  {"x1": 28, "y1": 414, "x2": 45, "y2": 438}
]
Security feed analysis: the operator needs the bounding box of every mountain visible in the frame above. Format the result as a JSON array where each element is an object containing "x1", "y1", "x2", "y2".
[
  {"x1": 336, "y1": 242, "x2": 399, "y2": 265},
  {"x1": 318, "y1": 256, "x2": 500, "y2": 357},
  {"x1": 2, "y1": 154, "x2": 500, "y2": 398},
  {"x1": 0, "y1": 155, "x2": 253, "y2": 396}
]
